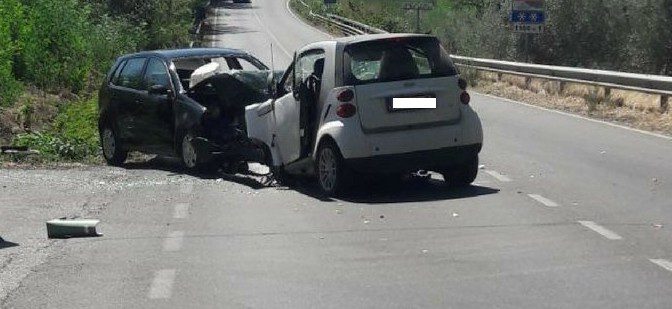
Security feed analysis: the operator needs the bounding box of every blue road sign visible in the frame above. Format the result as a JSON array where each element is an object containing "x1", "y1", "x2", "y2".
[{"x1": 510, "y1": 10, "x2": 545, "y2": 24}]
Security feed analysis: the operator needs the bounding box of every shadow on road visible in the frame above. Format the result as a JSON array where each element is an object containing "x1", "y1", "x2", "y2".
[
  {"x1": 201, "y1": 25, "x2": 259, "y2": 35},
  {"x1": 0, "y1": 239, "x2": 19, "y2": 250},
  {"x1": 288, "y1": 176, "x2": 500, "y2": 204},
  {"x1": 122, "y1": 156, "x2": 272, "y2": 189},
  {"x1": 211, "y1": 2, "x2": 258, "y2": 10},
  {"x1": 122, "y1": 157, "x2": 499, "y2": 203}
]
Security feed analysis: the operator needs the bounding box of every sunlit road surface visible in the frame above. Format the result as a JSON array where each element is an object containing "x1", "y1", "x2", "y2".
[{"x1": 2, "y1": 0, "x2": 672, "y2": 308}]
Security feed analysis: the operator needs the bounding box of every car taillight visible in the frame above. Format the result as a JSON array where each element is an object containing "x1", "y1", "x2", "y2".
[
  {"x1": 460, "y1": 91, "x2": 470, "y2": 105},
  {"x1": 337, "y1": 89, "x2": 354, "y2": 102},
  {"x1": 458, "y1": 78, "x2": 468, "y2": 90},
  {"x1": 336, "y1": 103, "x2": 357, "y2": 118}
]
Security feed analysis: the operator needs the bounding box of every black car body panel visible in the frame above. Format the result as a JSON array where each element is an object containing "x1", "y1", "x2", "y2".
[{"x1": 98, "y1": 48, "x2": 277, "y2": 162}]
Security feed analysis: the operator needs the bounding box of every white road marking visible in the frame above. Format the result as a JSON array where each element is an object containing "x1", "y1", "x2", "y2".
[
  {"x1": 650, "y1": 259, "x2": 672, "y2": 273},
  {"x1": 173, "y1": 203, "x2": 190, "y2": 219},
  {"x1": 527, "y1": 194, "x2": 559, "y2": 207},
  {"x1": 476, "y1": 93, "x2": 672, "y2": 141},
  {"x1": 484, "y1": 170, "x2": 512, "y2": 182},
  {"x1": 179, "y1": 183, "x2": 193, "y2": 195},
  {"x1": 578, "y1": 221, "x2": 623, "y2": 240},
  {"x1": 163, "y1": 231, "x2": 185, "y2": 252},
  {"x1": 148, "y1": 269, "x2": 177, "y2": 299},
  {"x1": 253, "y1": 11, "x2": 292, "y2": 58}
]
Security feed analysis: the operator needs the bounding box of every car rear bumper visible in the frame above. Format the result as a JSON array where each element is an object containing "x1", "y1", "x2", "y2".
[{"x1": 344, "y1": 143, "x2": 481, "y2": 173}]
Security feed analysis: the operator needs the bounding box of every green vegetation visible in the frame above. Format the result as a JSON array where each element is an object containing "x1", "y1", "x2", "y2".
[
  {"x1": 1, "y1": 0, "x2": 206, "y2": 162},
  {"x1": 304, "y1": 0, "x2": 672, "y2": 76}
]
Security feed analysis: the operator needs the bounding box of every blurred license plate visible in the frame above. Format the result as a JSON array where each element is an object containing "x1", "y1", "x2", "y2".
[{"x1": 387, "y1": 96, "x2": 436, "y2": 112}]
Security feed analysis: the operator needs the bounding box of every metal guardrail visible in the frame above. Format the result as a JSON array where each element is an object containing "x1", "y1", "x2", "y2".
[{"x1": 292, "y1": 0, "x2": 671, "y2": 112}]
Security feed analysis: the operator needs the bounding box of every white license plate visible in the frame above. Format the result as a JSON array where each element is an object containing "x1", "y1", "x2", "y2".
[{"x1": 392, "y1": 97, "x2": 436, "y2": 109}]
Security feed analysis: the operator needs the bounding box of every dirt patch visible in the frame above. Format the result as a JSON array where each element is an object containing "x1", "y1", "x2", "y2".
[{"x1": 471, "y1": 71, "x2": 672, "y2": 137}]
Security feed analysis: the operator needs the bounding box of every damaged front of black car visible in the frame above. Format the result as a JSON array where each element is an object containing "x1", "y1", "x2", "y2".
[{"x1": 181, "y1": 68, "x2": 285, "y2": 169}]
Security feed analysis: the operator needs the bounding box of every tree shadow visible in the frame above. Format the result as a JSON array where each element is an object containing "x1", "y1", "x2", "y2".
[{"x1": 211, "y1": 1, "x2": 258, "y2": 10}]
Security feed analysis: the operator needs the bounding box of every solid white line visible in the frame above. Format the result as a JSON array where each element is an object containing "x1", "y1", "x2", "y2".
[
  {"x1": 173, "y1": 203, "x2": 190, "y2": 219},
  {"x1": 484, "y1": 170, "x2": 512, "y2": 182},
  {"x1": 285, "y1": 0, "x2": 333, "y2": 39},
  {"x1": 475, "y1": 92, "x2": 672, "y2": 141},
  {"x1": 148, "y1": 269, "x2": 177, "y2": 299},
  {"x1": 578, "y1": 221, "x2": 623, "y2": 240},
  {"x1": 253, "y1": 11, "x2": 292, "y2": 58},
  {"x1": 650, "y1": 259, "x2": 672, "y2": 273},
  {"x1": 163, "y1": 231, "x2": 185, "y2": 252},
  {"x1": 527, "y1": 194, "x2": 559, "y2": 207}
]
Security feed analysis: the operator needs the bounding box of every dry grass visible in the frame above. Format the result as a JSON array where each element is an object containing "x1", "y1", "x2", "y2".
[{"x1": 472, "y1": 71, "x2": 672, "y2": 136}]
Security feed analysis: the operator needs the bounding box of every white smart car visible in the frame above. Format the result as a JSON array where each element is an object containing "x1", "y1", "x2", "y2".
[{"x1": 245, "y1": 34, "x2": 483, "y2": 195}]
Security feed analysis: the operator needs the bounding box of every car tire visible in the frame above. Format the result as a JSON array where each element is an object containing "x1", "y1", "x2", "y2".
[
  {"x1": 179, "y1": 131, "x2": 209, "y2": 171},
  {"x1": 442, "y1": 155, "x2": 478, "y2": 187},
  {"x1": 100, "y1": 122, "x2": 128, "y2": 166},
  {"x1": 316, "y1": 141, "x2": 350, "y2": 196}
]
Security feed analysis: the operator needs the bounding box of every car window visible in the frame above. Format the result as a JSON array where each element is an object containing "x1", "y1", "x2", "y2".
[
  {"x1": 294, "y1": 50, "x2": 325, "y2": 87},
  {"x1": 344, "y1": 37, "x2": 457, "y2": 85},
  {"x1": 144, "y1": 58, "x2": 171, "y2": 89},
  {"x1": 117, "y1": 57, "x2": 147, "y2": 90},
  {"x1": 110, "y1": 60, "x2": 127, "y2": 85}
]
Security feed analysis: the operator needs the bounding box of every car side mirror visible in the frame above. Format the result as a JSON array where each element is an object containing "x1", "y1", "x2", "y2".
[{"x1": 148, "y1": 84, "x2": 170, "y2": 96}]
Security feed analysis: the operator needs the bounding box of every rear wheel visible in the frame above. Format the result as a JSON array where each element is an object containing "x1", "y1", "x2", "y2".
[
  {"x1": 441, "y1": 155, "x2": 478, "y2": 187},
  {"x1": 316, "y1": 141, "x2": 350, "y2": 196},
  {"x1": 100, "y1": 123, "x2": 127, "y2": 166}
]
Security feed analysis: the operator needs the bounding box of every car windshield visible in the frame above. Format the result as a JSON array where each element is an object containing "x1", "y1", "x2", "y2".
[{"x1": 344, "y1": 37, "x2": 458, "y2": 85}]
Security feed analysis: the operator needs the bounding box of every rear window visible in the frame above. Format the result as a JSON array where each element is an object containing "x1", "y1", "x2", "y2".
[{"x1": 344, "y1": 37, "x2": 457, "y2": 85}]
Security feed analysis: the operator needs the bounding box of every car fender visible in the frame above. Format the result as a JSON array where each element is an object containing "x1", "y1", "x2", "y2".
[
  {"x1": 174, "y1": 94, "x2": 206, "y2": 140},
  {"x1": 312, "y1": 119, "x2": 369, "y2": 161},
  {"x1": 459, "y1": 106, "x2": 483, "y2": 147}
]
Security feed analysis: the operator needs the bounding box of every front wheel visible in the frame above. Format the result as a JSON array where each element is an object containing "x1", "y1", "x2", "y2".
[
  {"x1": 316, "y1": 141, "x2": 350, "y2": 196},
  {"x1": 179, "y1": 132, "x2": 209, "y2": 171},
  {"x1": 100, "y1": 124, "x2": 127, "y2": 166},
  {"x1": 441, "y1": 155, "x2": 478, "y2": 187}
]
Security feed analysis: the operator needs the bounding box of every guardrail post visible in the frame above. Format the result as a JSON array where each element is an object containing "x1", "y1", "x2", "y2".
[
  {"x1": 604, "y1": 87, "x2": 611, "y2": 99},
  {"x1": 525, "y1": 77, "x2": 532, "y2": 89},
  {"x1": 558, "y1": 81, "x2": 565, "y2": 94},
  {"x1": 661, "y1": 95, "x2": 670, "y2": 113},
  {"x1": 497, "y1": 73, "x2": 503, "y2": 81}
]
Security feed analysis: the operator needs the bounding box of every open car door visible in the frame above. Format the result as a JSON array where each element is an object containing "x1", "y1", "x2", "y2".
[{"x1": 272, "y1": 64, "x2": 301, "y2": 165}]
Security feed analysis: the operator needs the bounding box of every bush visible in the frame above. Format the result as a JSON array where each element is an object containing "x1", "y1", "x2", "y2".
[
  {"x1": 12, "y1": 97, "x2": 100, "y2": 161},
  {"x1": 0, "y1": 0, "x2": 23, "y2": 106},
  {"x1": 17, "y1": 0, "x2": 93, "y2": 93}
]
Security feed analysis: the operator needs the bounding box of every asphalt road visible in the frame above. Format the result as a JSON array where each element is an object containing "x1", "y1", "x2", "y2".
[{"x1": 2, "y1": 0, "x2": 672, "y2": 308}]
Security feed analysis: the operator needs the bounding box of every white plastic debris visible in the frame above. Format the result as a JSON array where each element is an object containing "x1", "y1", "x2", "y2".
[
  {"x1": 421, "y1": 249, "x2": 429, "y2": 254},
  {"x1": 452, "y1": 212, "x2": 459, "y2": 218},
  {"x1": 363, "y1": 219, "x2": 370, "y2": 224},
  {"x1": 478, "y1": 165, "x2": 486, "y2": 170}
]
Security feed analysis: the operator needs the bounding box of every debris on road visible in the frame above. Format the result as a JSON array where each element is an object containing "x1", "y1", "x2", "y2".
[
  {"x1": 652, "y1": 224, "x2": 664, "y2": 229},
  {"x1": 421, "y1": 249, "x2": 429, "y2": 254},
  {"x1": 363, "y1": 219, "x2": 370, "y2": 224},
  {"x1": 0, "y1": 146, "x2": 40, "y2": 156},
  {"x1": 478, "y1": 165, "x2": 486, "y2": 169},
  {"x1": 46, "y1": 218, "x2": 103, "y2": 239},
  {"x1": 379, "y1": 215, "x2": 385, "y2": 219},
  {"x1": 452, "y1": 212, "x2": 460, "y2": 218}
]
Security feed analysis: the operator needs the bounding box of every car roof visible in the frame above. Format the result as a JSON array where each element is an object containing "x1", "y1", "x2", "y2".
[
  {"x1": 119, "y1": 48, "x2": 251, "y2": 61},
  {"x1": 331, "y1": 33, "x2": 436, "y2": 45}
]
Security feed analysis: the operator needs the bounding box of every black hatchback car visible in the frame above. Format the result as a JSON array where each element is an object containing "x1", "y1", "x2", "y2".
[{"x1": 98, "y1": 48, "x2": 274, "y2": 170}]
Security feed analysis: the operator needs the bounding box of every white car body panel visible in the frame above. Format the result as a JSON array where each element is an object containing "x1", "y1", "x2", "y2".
[{"x1": 246, "y1": 35, "x2": 483, "y2": 174}]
